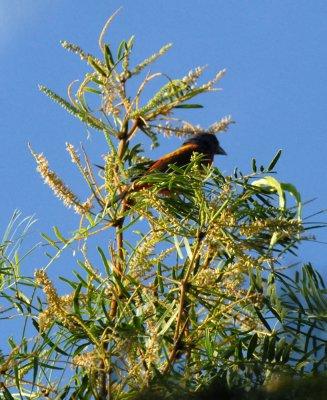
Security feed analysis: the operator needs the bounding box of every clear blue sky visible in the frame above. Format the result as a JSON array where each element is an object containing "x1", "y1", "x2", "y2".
[{"x1": 1, "y1": 0, "x2": 326, "y2": 275}]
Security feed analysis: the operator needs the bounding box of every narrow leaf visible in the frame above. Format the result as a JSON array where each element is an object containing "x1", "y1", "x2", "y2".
[
  {"x1": 174, "y1": 104, "x2": 203, "y2": 109},
  {"x1": 268, "y1": 149, "x2": 282, "y2": 171},
  {"x1": 173, "y1": 235, "x2": 184, "y2": 259},
  {"x1": 183, "y1": 237, "x2": 193, "y2": 260},
  {"x1": 281, "y1": 182, "x2": 302, "y2": 219},
  {"x1": 104, "y1": 44, "x2": 114, "y2": 69},
  {"x1": 252, "y1": 176, "x2": 286, "y2": 210},
  {"x1": 97, "y1": 246, "x2": 111, "y2": 275},
  {"x1": 252, "y1": 158, "x2": 257, "y2": 173},
  {"x1": 83, "y1": 86, "x2": 102, "y2": 95},
  {"x1": 117, "y1": 40, "x2": 127, "y2": 59},
  {"x1": 247, "y1": 333, "x2": 258, "y2": 359},
  {"x1": 73, "y1": 283, "x2": 82, "y2": 316},
  {"x1": 88, "y1": 56, "x2": 107, "y2": 77}
]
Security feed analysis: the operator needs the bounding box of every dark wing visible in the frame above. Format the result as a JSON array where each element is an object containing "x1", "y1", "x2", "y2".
[{"x1": 147, "y1": 143, "x2": 199, "y2": 173}]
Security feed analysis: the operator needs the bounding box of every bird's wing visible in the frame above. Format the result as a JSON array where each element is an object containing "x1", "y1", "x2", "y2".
[{"x1": 147, "y1": 143, "x2": 199, "y2": 173}]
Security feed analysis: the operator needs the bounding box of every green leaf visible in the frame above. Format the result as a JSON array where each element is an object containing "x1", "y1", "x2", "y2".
[
  {"x1": 97, "y1": 246, "x2": 111, "y2": 275},
  {"x1": 268, "y1": 149, "x2": 282, "y2": 171},
  {"x1": 281, "y1": 182, "x2": 302, "y2": 219},
  {"x1": 8, "y1": 337, "x2": 17, "y2": 349},
  {"x1": 174, "y1": 235, "x2": 184, "y2": 259},
  {"x1": 269, "y1": 231, "x2": 281, "y2": 249},
  {"x1": 205, "y1": 329, "x2": 213, "y2": 358},
  {"x1": 83, "y1": 86, "x2": 102, "y2": 95},
  {"x1": 247, "y1": 333, "x2": 258, "y2": 359},
  {"x1": 127, "y1": 34, "x2": 135, "y2": 49},
  {"x1": 41, "y1": 233, "x2": 60, "y2": 250},
  {"x1": 112, "y1": 273, "x2": 130, "y2": 299},
  {"x1": 32, "y1": 320, "x2": 69, "y2": 356},
  {"x1": 73, "y1": 283, "x2": 82, "y2": 316},
  {"x1": 183, "y1": 237, "x2": 193, "y2": 259},
  {"x1": 252, "y1": 158, "x2": 257, "y2": 173},
  {"x1": 174, "y1": 104, "x2": 203, "y2": 109},
  {"x1": 274, "y1": 338, "x2": 286, "y2": 362},
  {"x1": 39, "y1": 362, "x2": 64, "y2": 370},
  {"x1": 32, "y1": 356, "x2": 38, "y2": 390},
  {"x1": 252, "y1": 176, "x2": 286, "y2": 210},
  {"x1": 209, "y1": 198, "x2": 229, "y2": 224},
  {"x1": 236, "y1": 340, "x2": 244, "y2": 361},
  {"x1": 139, "y1": 124, "x2": 159, "y2": 148},
  {"x1": 117, "y1": 40, "x2": 127, "y2": 59},
  {"x1": 254, "y1": 307, "x2": 272, "y2": 332},
  {"x1": 72, "y1": 271, "x2": 88, "y2": 287},
  {"x1": 73, "y1": 342, "x2": 90, "y2": 357},
  {"x1": 267, "y1": 336, "x2": 276, "y2": 362},
  {"x1": 53, "y1": 226, "x2": 68, "y2": 244},
  {"x1": 264, "y1": 298, "x2": 283, "y2": 323},
  {"x1": 101, "y1": 298, "x2": 111, "y2": 322},
  {"x1": 157, "y1": 263, "x2": 164, "y2": 293},
  {"x1": 88, "y1": 56, "x2": 107, "y2": 76},
  {"x1": 262, "y1": 335, "x2": 270, "y2": 363},
  {"x1": 104, "y1": 44, "x2": 114, "y2": 69},
  {"x1": 54, "y1": 386, "x2": 71, "y2": 400},
  {"x1": 2, "y1": 385, "x2": 15, "y2": 400},
  {"x1": 13, "y1": 362, "x2": 21, "y2": 394},
  {"x1": 281, "y1": 344, "x2": 291, "y2": 363},
  {"x1": 158, "y1": 307, "x2": 179, "y2": 336}
]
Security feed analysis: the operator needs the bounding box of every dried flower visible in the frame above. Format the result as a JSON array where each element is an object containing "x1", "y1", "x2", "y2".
[
  {"x1": 182, "y1": 66, "x2": 207, "y2": 86},
  {"x1": 66, "y1": 142, "x2": 81, "y2": 165},
  {"x1": 29, "y1": 145, "x2": 91, "y2": 215},
  {"x1": 208, "y1": 115, "x2": 234, "y2": 133}
]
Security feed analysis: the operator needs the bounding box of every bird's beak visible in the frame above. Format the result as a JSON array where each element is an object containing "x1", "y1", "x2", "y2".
[{"x1": 216, "y1": 145, "x2": 227, "y2": 155}]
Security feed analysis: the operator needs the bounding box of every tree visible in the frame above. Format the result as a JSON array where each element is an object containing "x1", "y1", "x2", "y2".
[{"x1": 1, "y1": 11, "x2": 326, "y2": 399}]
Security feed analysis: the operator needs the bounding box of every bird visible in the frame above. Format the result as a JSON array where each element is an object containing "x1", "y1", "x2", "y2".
[
  {"x1": 145, "y1": 132, "x2": 226, "y2": 173},
  {"x1": 99, "y1": 133, "x2": 226, "y2": 205}
]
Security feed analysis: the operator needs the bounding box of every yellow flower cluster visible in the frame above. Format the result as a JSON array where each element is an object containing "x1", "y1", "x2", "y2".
[
  {"x1": 30, "y1": 147, "x2": 91, "y2": 215},
  {"x1": 129, "y1": 230, "x2": 164, "y2": 278},
  {"x1": 240, "y1": 218, "x2": 302, "y2": 238},
  {"x1": 144, "y1": 320, "x2": 159, "y2": 368},
  {"x1": 192, "y1": 267, "x2": 219, "y2": 288},
  {"x1": 35, "y1": 269, "x2": 77, "y2": 331},
  {"x1": 73, "y1": 350, "x2": 99, "y2": 372},
  {"x1": 104, "y1": 154, "x2": 120, "y2": 196},
  {"x1": 65, "y1": 142, "x2": 81, "y2": 165}
]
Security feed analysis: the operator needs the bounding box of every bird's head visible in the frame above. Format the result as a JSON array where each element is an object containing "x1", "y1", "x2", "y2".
[{"x1": 183, "y1": 133, "x2": 226, "y2": 156}]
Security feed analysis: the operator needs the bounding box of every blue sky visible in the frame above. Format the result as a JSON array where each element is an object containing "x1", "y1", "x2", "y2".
[{"x1": 0, "y1": 0, "x2": 326, "y2": 276}]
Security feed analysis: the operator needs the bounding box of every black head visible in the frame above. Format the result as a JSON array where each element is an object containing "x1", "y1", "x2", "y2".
[{"x1": 183, "y1": 133, "x2": 226, "y2": 155}]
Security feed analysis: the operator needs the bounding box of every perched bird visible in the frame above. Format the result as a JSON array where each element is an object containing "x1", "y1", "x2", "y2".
[
  {"x1": 145, "y1": 132, "x2": 226, "y2": 173},
  {"x1": 99, "y1": 133, "x2": 226, "y2": 204}
]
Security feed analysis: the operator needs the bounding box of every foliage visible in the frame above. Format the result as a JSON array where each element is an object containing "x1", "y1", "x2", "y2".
[{"x1": 1, "y1": 11, "x2": 326, "y2": 399}]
